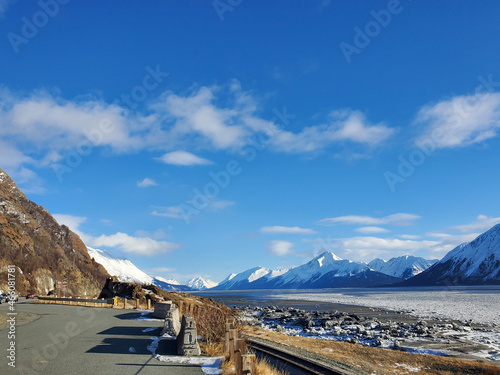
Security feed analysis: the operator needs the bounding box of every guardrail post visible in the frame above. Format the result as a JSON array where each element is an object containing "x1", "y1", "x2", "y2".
[
  {"x1": 135, "y1": 299, "x2": 139, "y2": 309},
  {"x1": 147, "y1": 299, "x2": 151, "y2": 310},
  {"x1": 235, "y1": 338, "x2": 247, "y2": 355},
  {"x1": 228, "y1": 329, "x2": 238, "y2": 358},
  {"x1": 235, "y1": 349, "x2": 243, "y2": 375},
  {"x1": 242, "y1": 354, "x2": 256, "y2": 375}
]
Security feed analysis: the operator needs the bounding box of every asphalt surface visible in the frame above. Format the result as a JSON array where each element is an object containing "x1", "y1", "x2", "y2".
[{"x1": 0, "y1": 299, "x2": 205, "y2": 375}]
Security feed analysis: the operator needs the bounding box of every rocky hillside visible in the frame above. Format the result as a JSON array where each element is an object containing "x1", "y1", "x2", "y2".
[{"x1": 0, "y1": 168, "x2": 109, "y2": 296}]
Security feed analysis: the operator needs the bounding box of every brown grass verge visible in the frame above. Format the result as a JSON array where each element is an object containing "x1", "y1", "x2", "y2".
[{"x1": 241, "y1": 326, "x2": 500, "y2": 375}]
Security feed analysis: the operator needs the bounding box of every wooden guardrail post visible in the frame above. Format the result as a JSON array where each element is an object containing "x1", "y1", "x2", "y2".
[
  {"x1": 228, "y1": 329, "x2": 238, "y2": 358},
  {"x1": 147, "y1": 299, "x2": 151, "y2": 310},
  {"x1": 235, "y1": 349, "x2": 243, "y2": 375},
  {"x1": 235, "y1": 338, "x2": 247, "y2": 355},
  {"x1": 242, "y1": 354, "x2": 256, "y2": 375}
]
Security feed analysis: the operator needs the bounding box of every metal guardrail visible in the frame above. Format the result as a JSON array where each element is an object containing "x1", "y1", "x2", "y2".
[
  {"x1": 37, "y1": 296, "x2": 115, "y2": 306},
  {"x1": 246, "y1": 337, "x2": 369, "y2": 375}
]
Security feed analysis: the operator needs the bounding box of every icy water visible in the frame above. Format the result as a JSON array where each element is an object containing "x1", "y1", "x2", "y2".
[{"x1": 201, "y1": 286, "x2": 500, "y2": 326}]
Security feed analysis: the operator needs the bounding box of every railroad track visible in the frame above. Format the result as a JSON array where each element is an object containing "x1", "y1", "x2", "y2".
[{"x1": 246, "y1": 337, "x2": 369, "y2": 375}]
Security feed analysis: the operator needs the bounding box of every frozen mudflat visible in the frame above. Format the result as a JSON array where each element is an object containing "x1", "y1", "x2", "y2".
[{"x1": 271, "y1": 286, "x2": 500, "y2": 326}]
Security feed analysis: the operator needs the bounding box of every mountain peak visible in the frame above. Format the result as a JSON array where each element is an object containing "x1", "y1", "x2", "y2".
[
  {"x1": 187, "y1": 277, "x2": 218, "y2": 290},
  {"x1": 316, "y1": 251, "x2": 343, "y2": 265}
]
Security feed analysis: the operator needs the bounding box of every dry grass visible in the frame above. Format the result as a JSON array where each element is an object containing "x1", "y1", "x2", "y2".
[
  {"x1": 241, "y1": 326, "x2": 500, "y2": 375},
  {"x1": 219, "y1": 355, "x2": 287, "y2": 375},
  {"x1": 255, "y1": 357, "x2": 289, "y2": 375}
]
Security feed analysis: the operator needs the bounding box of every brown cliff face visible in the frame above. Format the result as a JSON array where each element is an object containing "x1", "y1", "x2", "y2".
[{"x1": 0, "y1": 168, "x2": 109, "y2": 297}]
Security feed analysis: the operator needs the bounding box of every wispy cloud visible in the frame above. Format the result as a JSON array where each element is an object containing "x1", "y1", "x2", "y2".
[
  {"x1": 317, "y1": 213, "x2": 420, "y2": 227},
  {"x1": 152, "y1": 206, "x2": 184, "y2": 219},
  {"x1": 355, "y1": 226, "x2": 389, "y2": 234},
  {"x1": 268, "y1": 240, "x2": 295, "y2": 256},
  {"x1": 452, "y1": 215, "x2": 500, "y2": 233},
  {"x1": 415, "y1": 92, "x2": 500, "y2": 149},
  {"x1": 137, "y1": 177, "x2": 158, "y2": 187},
  {"x1": 260, "y1": 226, "x2": 317, "y2": 234},
  {"x1": 156, "y1": 151, "x2": 213, "y2": 166},
  {"x1": 208, "y1": 200, "x2": 235, "y2": 210},
  {"x1": 152, "y1": 200, "x2": 234, "y2": 220}
]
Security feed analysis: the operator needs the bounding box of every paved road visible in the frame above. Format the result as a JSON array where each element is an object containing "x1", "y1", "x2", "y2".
[{"x1": 0, "y1": 299, "x2": 205, "y2": 375}]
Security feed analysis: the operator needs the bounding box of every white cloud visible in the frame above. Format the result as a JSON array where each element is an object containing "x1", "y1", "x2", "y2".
[
  {"x1": 0, "y1": 83, "x2": 395, "y2": 182},
  {"x1": 268, "y1": 110, "x2": 394, "y2": 153},
  {"x1": 318, "y1": 213, "x2": 420, "y2": 226},
  {"x1": 152, "y1": 200, "x2": 234, "y2": 220},
  {"x1": 156, "y1": 151, "x2": 213, "y2": 166},
  {"x1": 152, "y1": 206, "x2": 185, "y2": 220},
  {"x1": 91, "y1": 232, "x2": 179, "y2": 256},
  {"x1": 137, "y1": 177, "x2": 158, "y2": 187},
  {"x1": 53, "y1": 213, "x2": 179, "y2": 256},
  {"x1": 415, "y1": 92, "x2": 500, "y2": 149},
  {"x1": 398, "y1": 234, "x2": 421, "y2": 240},
  {"x1": 53, "y1": 214, "x2": 87, "y2": 237},
  {"x1": 268, "y1": 240, "x2": 295, "y2": 256},
  {"x1": 208, "y1": 200, "x2": 235, "y2": 210},
  {"x1": 453, "y1": 215, "x2": 500, "y2": 233},
  {"x1": 355, "y1": 226, "x2": 389, "y2": 234},
  {"x1": 260, "y1": 226, "x2": 317, "y2": 234}
]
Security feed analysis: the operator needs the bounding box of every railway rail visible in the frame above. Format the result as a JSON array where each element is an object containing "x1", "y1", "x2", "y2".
[{"x1": 246, "y1": 337, "x2": 369, "y2": 375}]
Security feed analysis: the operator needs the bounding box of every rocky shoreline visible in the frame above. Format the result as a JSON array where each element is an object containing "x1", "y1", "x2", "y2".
[{"x1": 235, "y1": 305, "x2": 500, "y2": 363}]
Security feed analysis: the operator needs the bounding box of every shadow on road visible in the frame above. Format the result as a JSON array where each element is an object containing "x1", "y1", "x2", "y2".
[{"x1": 98, "y1": 326, "x2": 162, "y2": 336}]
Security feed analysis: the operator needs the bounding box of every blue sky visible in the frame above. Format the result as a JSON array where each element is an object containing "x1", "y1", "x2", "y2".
[{"x1": 1, "y1": 0, "x2": 500, "y2": 284}]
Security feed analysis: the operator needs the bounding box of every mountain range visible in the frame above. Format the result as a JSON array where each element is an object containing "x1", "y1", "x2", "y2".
[{"x1": 213, "y1": 252, "x2": 408, "y2": 290}]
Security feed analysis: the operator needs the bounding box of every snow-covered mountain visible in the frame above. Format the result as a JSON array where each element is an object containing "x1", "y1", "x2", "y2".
[
  {"x1": 87, "y1": 247, "x2": 192, "y2": 291},
  {"x1": 187, "y1": 277, "x2": 218, "y2": 290},
  {"x1": 87, "y1": 247, "x2": 153, "y2": 284},
  {"x1": 214, "y1": 252, "x2": 402, "y2": 290},
  {"x1": 402, "y1": 224, "x2": 500, "y2": 286},
  {"x1": 368, "y1": 255, "x2": 438, "y2": 279}
]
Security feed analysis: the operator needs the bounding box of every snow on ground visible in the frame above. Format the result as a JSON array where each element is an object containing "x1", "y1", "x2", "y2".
[
  {"x1": 135, "y1": 311, "x2": 164, "y2": 322},
  {"x1": 272, "y1": 288, "x2": 500, "y2": 326},
  {"x1": 142, "y1": 326, "x2": 159, "y2": 332},
  {"x1": 156, "y1": 355, "x2": 224, "y2": 375},
  {"x1": 395, "y1": 363, "x2": 421, "y2": 372}
]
